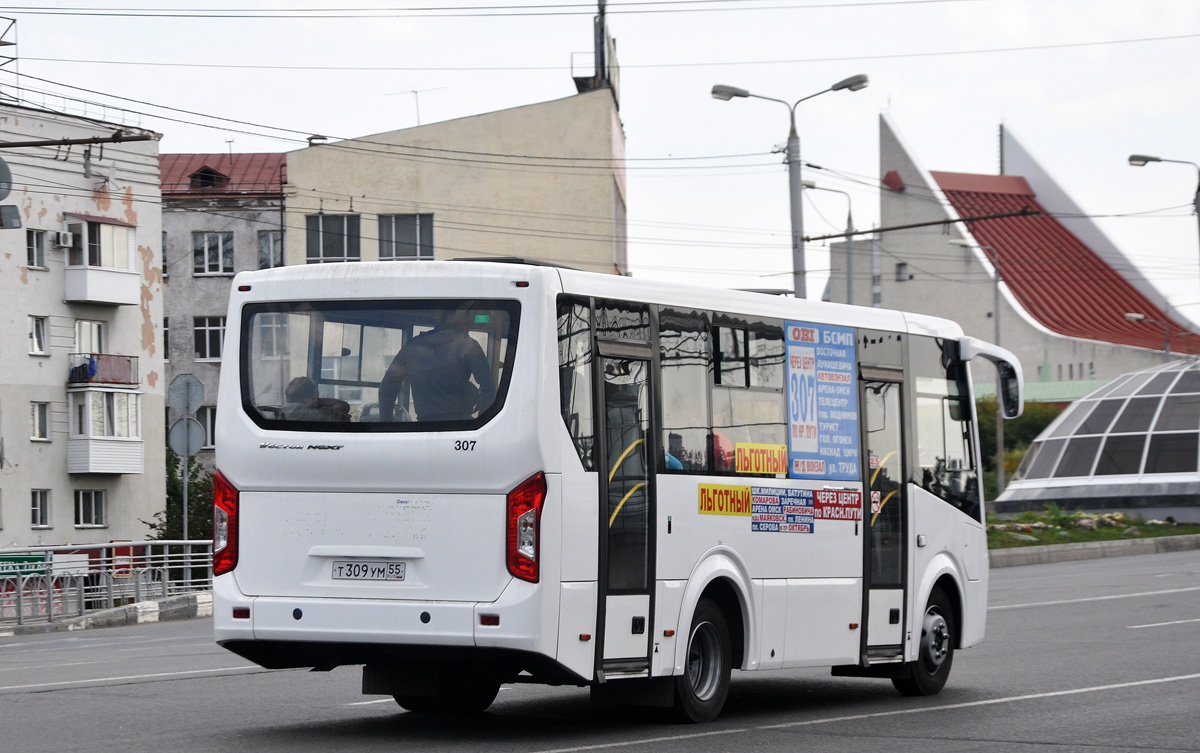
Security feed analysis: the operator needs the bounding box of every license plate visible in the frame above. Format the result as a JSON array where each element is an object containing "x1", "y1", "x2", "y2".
[{"x1": 331, "y1": 560, "x2": 406, "y2": 581}]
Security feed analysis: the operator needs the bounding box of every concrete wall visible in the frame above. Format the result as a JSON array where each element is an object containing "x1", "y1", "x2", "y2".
[
  {"x1": 1, "y1": 106, "x2": 165, "y2": 547},
  {"x1": 284, "y1": 89, "x2": 627, "y2": 274}
]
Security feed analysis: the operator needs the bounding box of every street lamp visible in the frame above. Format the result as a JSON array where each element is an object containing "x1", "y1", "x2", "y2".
[
  {"x1": 1128, "y1": 153, "x2": 1200, "y2": 300},
  {"x1": 803, "y1": 180, "x2": 856, "y2": 304},
  {"x1": 949, "y1": 238, "x2": 1007, "y2": 493},
  {"x1": 712, "y1": 74, "x2": 869, "y2": 298},
  {"x1": 1124, "y1": 311, "x2": 1172, "y2": 359}
]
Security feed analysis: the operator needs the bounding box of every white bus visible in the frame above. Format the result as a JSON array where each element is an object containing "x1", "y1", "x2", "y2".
[{"x1": 213, "y1": 260, "x2": 1022, "y2": 722}]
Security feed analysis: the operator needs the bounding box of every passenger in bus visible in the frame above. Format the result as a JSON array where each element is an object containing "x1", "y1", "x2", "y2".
[
  {"x1": 377, "y1": 305, "x2": 496, "y2": 422},
  {"x1": 282, "y1": 376, "x2": 351, "y2": 422}
]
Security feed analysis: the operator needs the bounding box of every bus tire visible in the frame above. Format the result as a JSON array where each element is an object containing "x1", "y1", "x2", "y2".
[
  {"x1": 673, "y1": 597, "x2": 731, "y2": 723},
  {"x1": 892, "y1": 587, "x2": 955, "y2": 696},
  {"x1": 394, "y1": 677, "x2": 500, "y2": 713}
]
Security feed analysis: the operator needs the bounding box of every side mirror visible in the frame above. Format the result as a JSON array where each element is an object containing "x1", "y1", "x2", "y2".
[{"x1": 959, "y1": 336, "x2": 1024, "y2": 419}]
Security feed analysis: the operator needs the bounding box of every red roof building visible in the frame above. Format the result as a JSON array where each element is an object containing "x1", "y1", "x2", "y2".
[
  {"x1": 929, "y1": 170, "x2": 1198, "y2": 356},
  {"x1": 160, "y1": 153, "x2": 285, "y2": 198}
]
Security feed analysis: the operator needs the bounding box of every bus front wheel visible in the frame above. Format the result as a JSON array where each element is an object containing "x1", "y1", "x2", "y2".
[
  {"x1": 673, "y1": 597, "x2": 731, "y2": 723},
  {"x1": 892, "y1": 587, "x2": 955, "y2": 696}
]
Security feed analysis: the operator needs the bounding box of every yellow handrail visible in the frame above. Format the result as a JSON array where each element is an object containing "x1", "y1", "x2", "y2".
[
  {"x1": 608, "y1": 438, "x2": 645, "y2": 483},
  {"x1": 609, "y1": 482, "x2": 647, "y2": 527}
]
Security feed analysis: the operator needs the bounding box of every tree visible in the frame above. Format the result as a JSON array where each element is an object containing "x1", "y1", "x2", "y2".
[
  {"x1": 143, "y1": 447, "x2": 214, "y2": 541},
  {"x1": 976, "y1": 398, "x2": 1065, "y2": 501}
]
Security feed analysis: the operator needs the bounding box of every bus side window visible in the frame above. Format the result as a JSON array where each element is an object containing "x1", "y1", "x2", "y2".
[
  {"x1": 557, "y1": 297, "x2": 595, "y2": 471},
  {"x1": 910, "y1": 336, "x2": 980, "y2": 520},
  {"x1": 711, "y1": 317, "x2": 786, "y2": 474},
  {"x1": 660, "y1": 308, "x2": 711, "y2": 473}
]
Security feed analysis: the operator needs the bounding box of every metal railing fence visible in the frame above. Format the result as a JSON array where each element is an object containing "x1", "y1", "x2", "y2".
[{"x1": 0, "y1": 540, "x2": 212, "y2": 625}]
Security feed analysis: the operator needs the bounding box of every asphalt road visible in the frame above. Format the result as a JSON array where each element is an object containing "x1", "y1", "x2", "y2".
[{"x1": 3, "y1": 550, "x2": 1198, "y2": 753}]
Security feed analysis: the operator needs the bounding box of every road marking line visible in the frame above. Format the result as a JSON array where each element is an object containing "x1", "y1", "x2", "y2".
[
  {"x1": 0, "y1": 665, "x2": 261, "y2": 692},
  {"x1": 990, "y1": 586, "x2": 1200, "y2": 611},
  {"x1": 0, "y1": 661, "x2": 104, "y2": 674},
  {"x1": 530, "y1": 673, "x2": 1200, "y2": 753},
  {"x1": 1128, "y1": 617, "x2": 1200, "y2": 629},
  {"x1": 347, "y1": 698, "x2": 395, "y2": 706}
]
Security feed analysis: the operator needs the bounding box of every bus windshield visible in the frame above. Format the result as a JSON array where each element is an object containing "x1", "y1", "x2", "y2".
[{"x1": 241, "y1": 298, "x2": 519, "y2": 430}]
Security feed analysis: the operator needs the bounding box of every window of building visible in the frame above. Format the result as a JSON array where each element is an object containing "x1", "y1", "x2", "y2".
[
  {"x1": 67, "y1": 220, "x2": 134, "y2": 270},
  {"x1": 75, "y1": 319, "x2": 105, "y2": 354},
  {"x1": 258, "y1": 230, "x2": 284, "y2": 269},
  {"x1": 74, "y1": 489, "x2": 106, "y2": 528},
  {"x1": 306, "y1": 214, "x2": 360, "y2": 263},
  {"x1": 164, "y1": 317, "x2": 170, "y2": 363},
  {"x1": 190, "y1": 167, "x2": 228, "y2": 189},
  {"x1": 29, "y1": 316, "x2": 48, "y2": 355},
  {"x1": 255, "y1": 313, "x2": 288, "y2": 359},
  {"x1": 895, "y1": 262, "x2": 909, "y2": 282},
  {"x1": 70, "y1": 391, "x2": 140, "y2": 438},
  {"x1": 194, "y1": 316, "x2": 226, "y2": 361},
  {"x1": 378, "y1": 214, "x2": 434, "y2": 260},
  {"x1": 31, "y1": 402, "x2": 50, "y2": 440},
  {"x1": 197, "y1": 405, "x2": 217, "y2": 448},
  {"x1": 26, "y1": 229, "x2": 46, "y2": 268},
  {"x1": 193, "y1": 231, "x2": 234, "y2": 275},
  {"x1": 31, "y1": 490, "x2": 51, "y2": 528}
]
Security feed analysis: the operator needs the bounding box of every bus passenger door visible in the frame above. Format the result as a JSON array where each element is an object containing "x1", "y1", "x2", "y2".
[
  {"x1": 596, "y1": 345, "x2": 655, "y2": 674},
  {"x1": 860, "y1": 376, "x2": 908, "y2": 662}
]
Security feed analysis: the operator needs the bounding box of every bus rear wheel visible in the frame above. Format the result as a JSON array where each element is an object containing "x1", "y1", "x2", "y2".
[
  {"x1": 892, "y1": 587, "x2": 955, "y2": 696},
  {"x1": 673, "y1": 597, "x2": 731, "y2": 723},
  {"x1": 394, "y1": 677, "x2": 500, "y2": 714}
]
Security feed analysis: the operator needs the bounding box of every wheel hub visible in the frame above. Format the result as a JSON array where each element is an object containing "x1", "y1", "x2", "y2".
[{"x1": 920, "y1": 610, "x2": 950, "y2": 673}]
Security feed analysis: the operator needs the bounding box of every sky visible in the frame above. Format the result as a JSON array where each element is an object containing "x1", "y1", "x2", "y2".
[{"x1": 4, "y1": 0, "x2": 1198, "y2": 326}]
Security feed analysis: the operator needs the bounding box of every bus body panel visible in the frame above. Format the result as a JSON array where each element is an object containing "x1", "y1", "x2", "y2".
[
  {"x1": 671, "y1": 548, "x2": 756, "y2": 673},
  {"x1": 782, "y1": 578, "x2": 862, "y2": 668},
  {"x1": 655, "y1": 476, "x2": 864, "y2": 581},
  {"x1": 557, "y1": 581, "x2": 598, "y2": 679},
  {"x1": 233, "y1": 490, "x2": 509, "y2": 602}
]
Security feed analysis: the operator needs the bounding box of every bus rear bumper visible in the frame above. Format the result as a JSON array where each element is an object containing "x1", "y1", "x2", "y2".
[{"x1": 212, "y1": 575, "x2": 575, "y2": 679}]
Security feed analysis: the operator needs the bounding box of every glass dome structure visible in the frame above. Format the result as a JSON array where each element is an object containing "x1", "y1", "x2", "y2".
[{"x1": 997, "y1": 360, "x2": 1200, "y2": 522}]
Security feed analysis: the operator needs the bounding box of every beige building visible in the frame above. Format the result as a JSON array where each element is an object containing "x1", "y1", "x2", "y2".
[
  {"x1": 284, "y1": 89, "x2": 627, "y2": 274},
  {"x1": 1, "y1": 105, "x2": 165, "y2": 547},
  {"x1": 162, "y1": 88, "x2": 627, "y2": 470}
]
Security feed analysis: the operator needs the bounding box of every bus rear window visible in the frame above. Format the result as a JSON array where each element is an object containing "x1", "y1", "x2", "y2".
[{"x1": 241, "y1": 299, "x2": 519, "y2": 430}]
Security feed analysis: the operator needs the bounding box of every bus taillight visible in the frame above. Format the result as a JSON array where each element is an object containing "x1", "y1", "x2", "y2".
[
  {"x1": 506, "y1": 472, "x2": 547, "y2": 583},
  {"x1": 213, "y1": 470, "x2": 240, "y2": 576}
]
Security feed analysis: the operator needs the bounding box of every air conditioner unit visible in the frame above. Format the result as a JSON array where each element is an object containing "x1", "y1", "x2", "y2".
[{"x1": 52, "y1": 231, "x2": 74, "y2": 248}]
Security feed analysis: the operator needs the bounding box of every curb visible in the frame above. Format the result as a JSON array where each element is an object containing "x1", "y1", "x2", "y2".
[
  {"x1": 0, "y1": 592, "x2": 212, "y2": 637},
  {"x1": 989, "y1": 533, "x2": 1200, "y2": 568}
]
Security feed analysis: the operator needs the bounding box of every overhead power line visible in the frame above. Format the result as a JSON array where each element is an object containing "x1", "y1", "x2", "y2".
[
  {"x1": 22, "y1": 32, "x2": 1200, "y2": 72},
  {"x1": 0, "y1": 0, "x2": 985, "y2": 20}
]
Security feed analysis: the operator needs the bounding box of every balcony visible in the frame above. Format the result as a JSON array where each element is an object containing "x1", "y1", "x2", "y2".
[
  {"x1": 67, "y1": 436, "x2": 144, "y2": 475},
  {"x1": 68, "y1": 353, "x2": 139, "y2": 385},
  {"x1": 64, "y1": 266, "x2": 140, "y2": 305}
]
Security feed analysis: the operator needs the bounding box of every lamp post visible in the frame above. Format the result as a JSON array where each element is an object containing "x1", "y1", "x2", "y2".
[
  {"x1": 712, "y1": 74, "x2": 869, "y2": 299},
  {"x1": 1128, "y1": 154, "x2": 1200, "y2": 302},
  {"x1": 949, "y1": 239, "x2": 1006, "y2": 493},
  {"x1": 1124, "y1": 311, "x2": 1171, "y2": 360},
  {"x1": 803, "y1": 180, "x2": 856, "y2": 304}
]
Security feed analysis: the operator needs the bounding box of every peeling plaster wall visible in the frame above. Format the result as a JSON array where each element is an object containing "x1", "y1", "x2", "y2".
[
  {"x1": 161, "y1": 195, "x2": 284, "y2": 471},
  {"x1": 0, "y1": 105, "x2": 165, "y2": 548}
]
